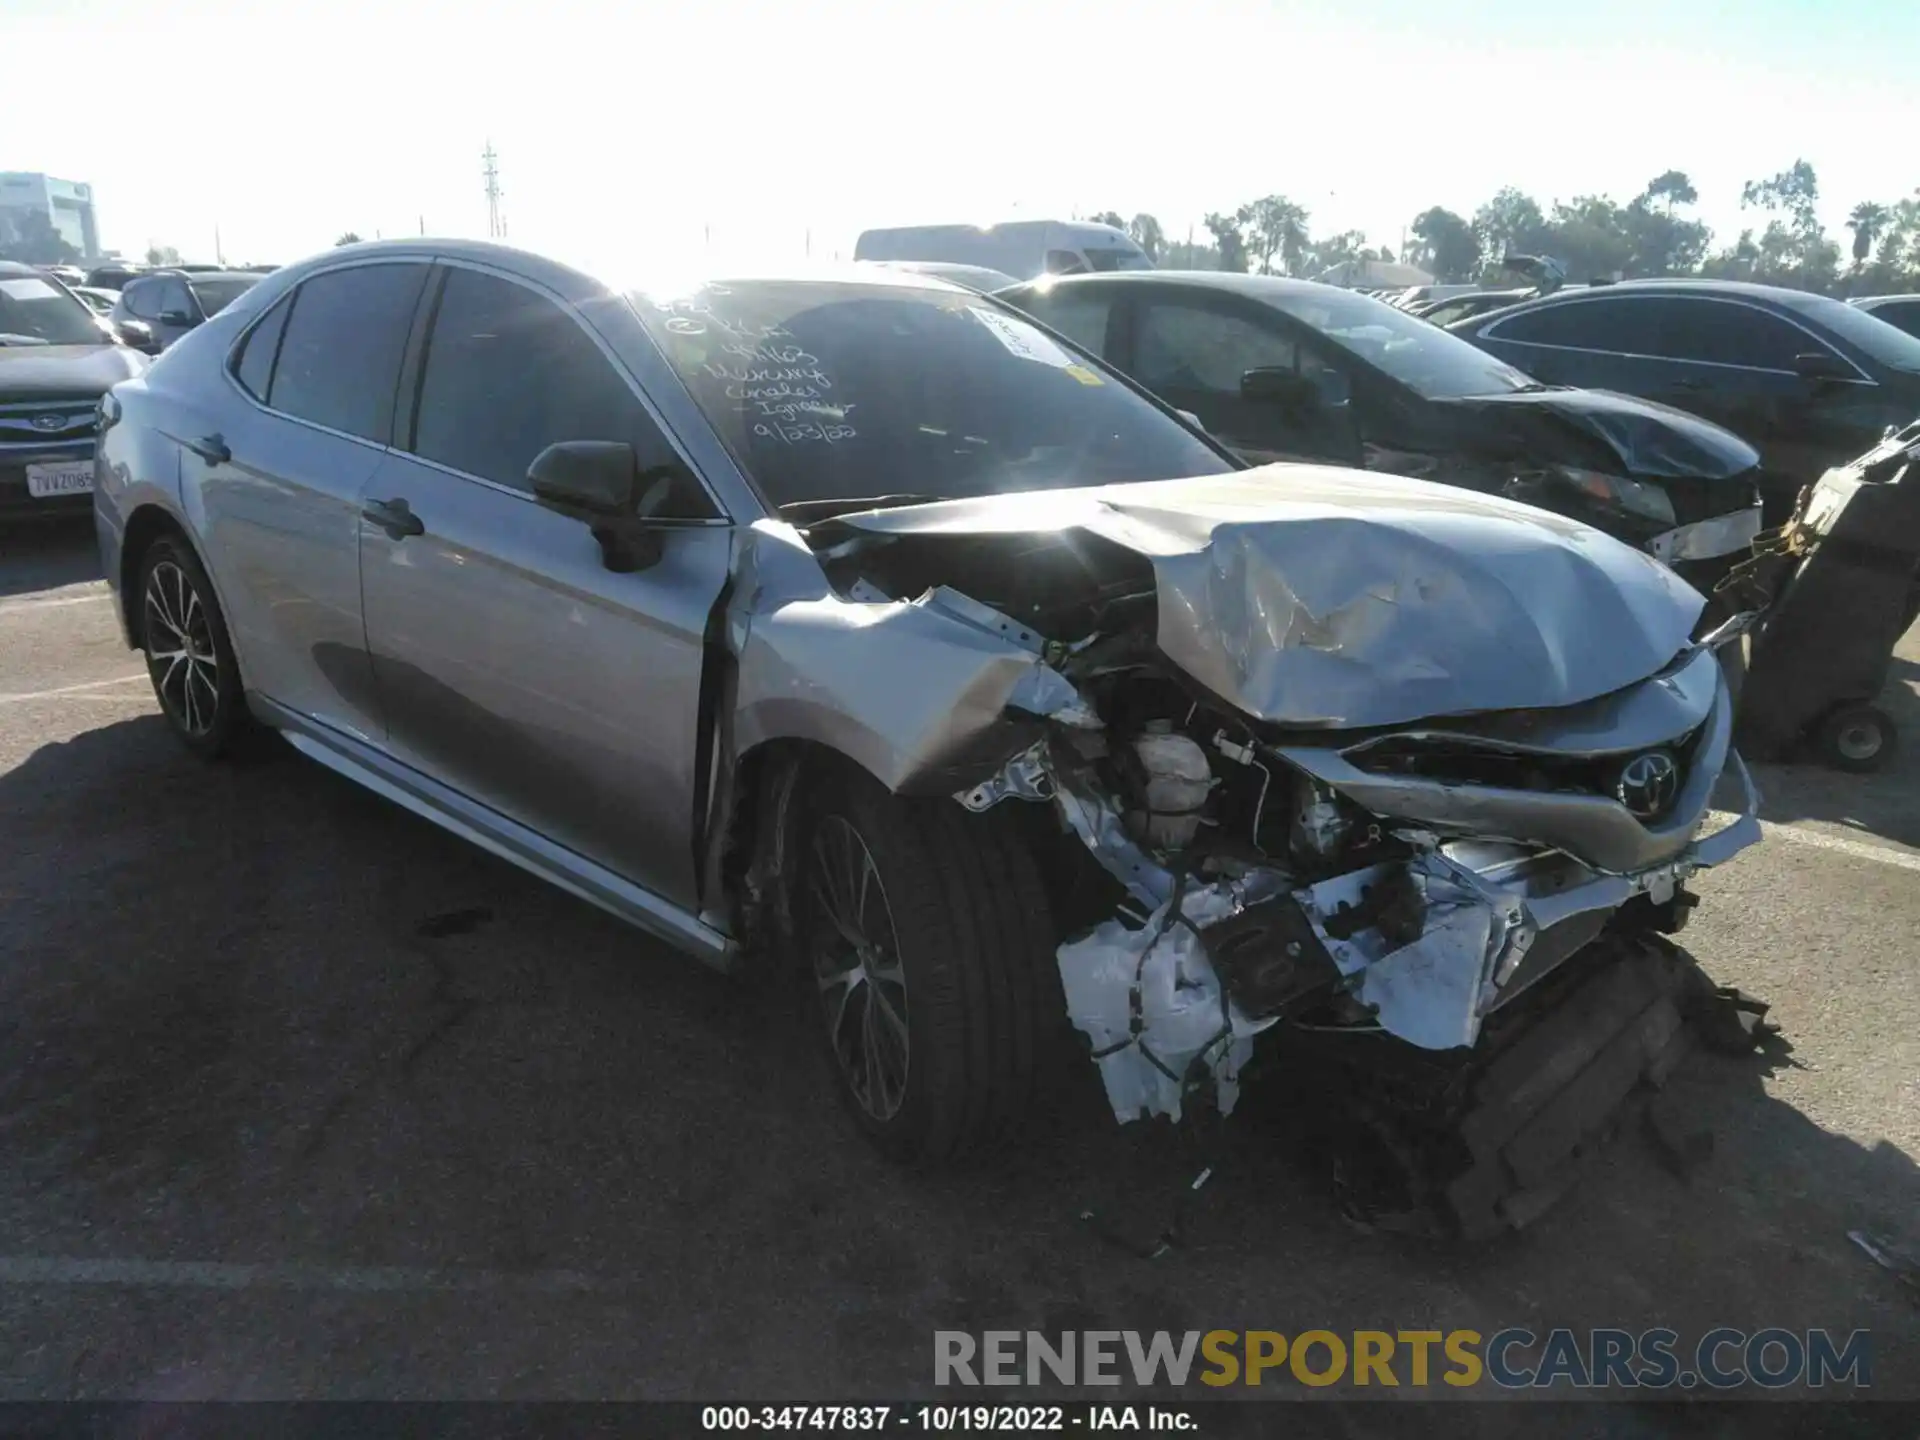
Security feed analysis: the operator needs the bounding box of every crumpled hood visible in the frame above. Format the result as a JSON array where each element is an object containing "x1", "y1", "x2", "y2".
[
  {"x1": 0, "y1": 343, "x2": 146, "y2": 399},
  {"x1": 824, "y1": 466, "x2": 1706, "y2": 729},
  {"x1": 1438, "y1": 387, "x2": 1759, "y2": 480}
]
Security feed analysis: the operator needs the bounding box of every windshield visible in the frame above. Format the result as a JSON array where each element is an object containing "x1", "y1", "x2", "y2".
[
  {"x1": 187, "y1": 274, "x2": 260, "y2": 317},
  {"x1": 1777, "y1": 290, "x2": 1920, "y2": 374},
  {"x1": 1085, "y1": 249, "x2": 1154, "y2": 273},
  {"x1": 0, "y1": 273, "x2": 108, "y2": 346},
  {"x1": 1261, "y1": 286, "x2": 1537, "y2": 399},
  {"x1": 637, "y1": 280, "x2": 1233, "y2": 516}
]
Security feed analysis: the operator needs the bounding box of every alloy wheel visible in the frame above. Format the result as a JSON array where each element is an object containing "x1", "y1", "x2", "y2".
[
  {"x1": 143, "y1": 560, "x2": 220, "y2": 737},
  {"x1": 806, "y1": 815, "x2": 910, "y2": 1122},
  {"x1": 1835, "y1": 722, "x2": 1883, "y2": 764}
]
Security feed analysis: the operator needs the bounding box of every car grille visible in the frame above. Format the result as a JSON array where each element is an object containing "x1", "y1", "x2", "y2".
[
  {"x1": 1347, "y1": 729, "x2": 1702, "y2": 821},
  {"x1": 0, "y1": 396, "x2": 101, "y2": 445}
]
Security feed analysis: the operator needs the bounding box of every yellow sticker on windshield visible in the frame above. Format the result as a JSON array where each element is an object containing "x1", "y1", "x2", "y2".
[{"x1": 1065, "y1": 364, "x2": 1105, "y2": 386}]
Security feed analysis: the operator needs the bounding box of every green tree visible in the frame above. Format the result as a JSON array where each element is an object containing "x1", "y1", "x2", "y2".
[
  {"x1": 1847, "y1": 202, "x2": 1891, "y2": 268},
  {"x1": 1128, "y1": 213, "x2": 1165, "y2": 262},
  {"x1": 1238, "y1": 194, "x2": 1310, "y2": 275},
  {"x1": 144, "y1": 244, "x2": 182, "y2": 266},
  {"x1": 1622, "y1": 173, "x2": 1710, "y2": 276},
  {"x1": 1738, "y1": 160, "x2": 1839, "y2": 289},
  {"x1": 1642, "y1": 169, "x2": 1698, "y2": 215},
  {"x1": 1304, "y1": 229, "x2": 1369, "y2": 277},
  {"x1": 336, "y1": 231, "x2": 363, "y2": 247},
  {"x1": 1204, "y1": 211, "x2": 1248, "y2": 272},
  {"x1": 1089, "y1": 211, "x2": 1126, "y2": 231},
  {"x1": 1406, "y1": 207, "x2": 1478, "y2": 281},
  {"x1": 1471, "y1": 188, "x2": 1547, "y2": 277},
  {"x1": 1541, "y1": 195, "x2": 1634, "y2": 282}
]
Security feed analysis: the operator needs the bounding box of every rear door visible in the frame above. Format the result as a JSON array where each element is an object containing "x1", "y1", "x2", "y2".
[
  {"x1": 198, "y1": 258, "x2": 430, "y2": 739},
  {"x1": 358, "y1": 261, "x2": 733, "y2": 908}
]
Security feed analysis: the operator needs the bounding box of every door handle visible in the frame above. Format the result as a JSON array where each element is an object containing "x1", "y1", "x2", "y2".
[
  {"x1": 362, "y1": 496, "x2": 425, "y2": 540},
  {"x1": 183, "y1": 432, "x2": 229, "y2": 464}
]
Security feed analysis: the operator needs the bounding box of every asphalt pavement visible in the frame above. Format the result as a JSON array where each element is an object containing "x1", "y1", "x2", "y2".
[{"x1": 0, "y1": 521, "x2": 1915, "y2": 1418}]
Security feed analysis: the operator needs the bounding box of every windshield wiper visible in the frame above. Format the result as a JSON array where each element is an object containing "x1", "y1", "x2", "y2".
[
  {"x1": 0, "y1": 333, "x2": 53, "y2": 347},
  {"x1": 780, "y1": 493, "x2": 955, "y2": 523}
]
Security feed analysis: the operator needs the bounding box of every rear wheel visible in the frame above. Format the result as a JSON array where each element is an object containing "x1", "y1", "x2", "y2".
[
  {"x1": 136, "y1": 535, "x2": 250, "y2": 759},
  {"x1": 796, "y1": 765, "x2": 1057, "y2": 1164}
]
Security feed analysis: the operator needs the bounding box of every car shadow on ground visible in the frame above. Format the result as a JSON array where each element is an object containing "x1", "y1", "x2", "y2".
[
  {"x1": 0, "y1": 520, "x2": 100, "y2": 599},
  {"x1": 0, "y1": 719, "x2": 1914, "y2": 1417},
  {"x1": 1746, "y1": 655, "x2": 1920, "y2": 849}
]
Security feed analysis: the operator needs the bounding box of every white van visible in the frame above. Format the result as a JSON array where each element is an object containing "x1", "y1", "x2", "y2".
[{"x1": 853, "y1": 220, "x2": 1152, "y2": 281}]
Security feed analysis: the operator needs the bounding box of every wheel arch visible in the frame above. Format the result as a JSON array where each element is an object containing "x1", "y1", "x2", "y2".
[{"x1": 117, "y1": 503, "x2": 194, "y2": 650}]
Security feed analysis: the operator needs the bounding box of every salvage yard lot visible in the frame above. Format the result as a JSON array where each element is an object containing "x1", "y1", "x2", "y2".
[{"x1": 1, "y1": 522, "x2": 1916, "y2": 1413}]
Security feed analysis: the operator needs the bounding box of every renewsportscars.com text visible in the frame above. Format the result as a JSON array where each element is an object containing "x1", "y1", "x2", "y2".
[{"x1": 934, "y1": 1328, "x2": 1872, "y2": 1390}]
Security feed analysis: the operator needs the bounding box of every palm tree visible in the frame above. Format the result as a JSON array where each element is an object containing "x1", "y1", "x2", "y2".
[{"x1": 1847, "y1": 202, "x2": 1890, "y2": 267}]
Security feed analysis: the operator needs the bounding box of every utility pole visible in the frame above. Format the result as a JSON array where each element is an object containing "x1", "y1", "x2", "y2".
[
  {"x1": 482, "y1": 141, "x2": 505, "y2": 239},
  {"x1": 214, "y1": 224, "x2": 224, "y2": 265}
]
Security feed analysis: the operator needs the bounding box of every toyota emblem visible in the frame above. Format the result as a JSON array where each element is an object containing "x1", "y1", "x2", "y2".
[
  {"x1": 32, "y1": 413, "x2": 67, "y2": 432},
  {"x1": 1615, "y1": 750, "x2": 1681, "y2": 819}
]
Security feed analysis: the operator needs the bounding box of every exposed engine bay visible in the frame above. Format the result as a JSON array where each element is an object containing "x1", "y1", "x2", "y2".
[{"x1": 733, "y1": 467, "x2": 1764, "y2": 1232}]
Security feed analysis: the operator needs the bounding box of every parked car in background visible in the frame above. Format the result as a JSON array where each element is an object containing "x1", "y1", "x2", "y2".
[
  {"x1": 1448, "y1": 279, "x2": 1920, "y2": 525},
  {"x1": 1849, "y1": 294, "x2": 1920, "y2": 340},
  {"x1": 110, "y1": 269, "x2": 265, "y2": 354},
  {"x1": 70, "y1": 285, "x2": 117, "y2": 317},
  {"x1": 0, "y1": 261, "x2": 146, "y2": 522},
  {"x1": 865, "y1": 260, "x2": 1019, "y2": 292},
  {"x1": 91, "y1": 242, "x2": 1759, "y2": 1231},
  {"x1": 999, "y1": 271, "x2": 1764, "y2": 591},
  {"x1": 854, "y1": 219, "x2": 1152, "y2": 281},
  {"x1": 35, "y1": 264, "x2": 86, "y2": 287},
  {"x1": 1414, "y1": 288, "x2": 1533, "y2": 326},
  {"x1": 84, "y1": 263, "x2": 144, "y2": 291}
]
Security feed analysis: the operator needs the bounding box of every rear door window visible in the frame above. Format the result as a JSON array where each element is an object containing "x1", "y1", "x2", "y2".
[
  {"x1": 1484, "y1": 297, "x2": 1668, "y2": 356},
  {"x1": 267, "y1": 262, "x2": 429, "y2": 442},
  {"x1": 408, "y1": 266, "x2": 712, "y2": 514},
  {"x1": 232, "y1": 294, "x2": 293, "y2": 401}
]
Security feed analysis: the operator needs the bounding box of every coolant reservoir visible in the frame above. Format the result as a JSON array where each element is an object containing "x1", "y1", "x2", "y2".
[{"x1": 1129, "y1": 727, "x2": 1215, "y2": 850}]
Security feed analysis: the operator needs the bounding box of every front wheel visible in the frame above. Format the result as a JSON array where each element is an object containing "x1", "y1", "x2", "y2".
[
  {"x1": 137, "y1": 535, "x2": 251, "y2": 759},
  {"x1": 796, "y1": 765, "x2": 1058, "y2": 1165}
]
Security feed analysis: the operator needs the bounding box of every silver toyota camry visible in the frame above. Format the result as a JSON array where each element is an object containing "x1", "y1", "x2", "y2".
[{"x1": 95, "y1": 239, "x2": 1761, "y2": 1233}]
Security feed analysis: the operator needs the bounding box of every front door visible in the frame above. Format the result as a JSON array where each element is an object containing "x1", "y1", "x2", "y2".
[
  {"x1": 358, "y1": 262, "x2": 732, "y2": 908},
  {"x1": 1123, "y1": 293, "x2": 1359, "y2": 464}
]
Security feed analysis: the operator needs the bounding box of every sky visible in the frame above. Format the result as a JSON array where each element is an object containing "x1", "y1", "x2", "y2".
[{"x1": 5, "y1": 0, "x2": 1917, "y2": 274}]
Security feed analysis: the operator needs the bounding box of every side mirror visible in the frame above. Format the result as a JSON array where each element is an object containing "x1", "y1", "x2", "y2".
[
  {"x1": 529, "y1": 440, "x2": 686, "y2": 573},
  {"x1": 1241, "y1": 366, "x2": 1320, "y2": 410},
  {"x1": 1792, "y1": 350, "x2": 1853, "y2": 383},
  {"x1": 117, "y1": 320, "x2": 156, "y2": 352}
]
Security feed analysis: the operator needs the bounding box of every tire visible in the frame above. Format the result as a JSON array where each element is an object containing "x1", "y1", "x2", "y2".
[
  {"x1": 1814, "y1": 703, "x2": 1896, "y2": 774},
  {"x1": 135, "y1": 534, "x2": 251, "y2": 760},
  {"x1": 795, "y1": 763, "x2": 1057, "y2": 1165}
]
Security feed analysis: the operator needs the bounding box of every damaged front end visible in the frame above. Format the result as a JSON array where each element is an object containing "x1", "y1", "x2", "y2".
[{"x1": 775, "y1": 468, "x2": 1763, "y2": 1231}]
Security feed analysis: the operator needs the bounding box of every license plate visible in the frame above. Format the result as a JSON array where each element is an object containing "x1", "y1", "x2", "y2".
[{"x1": 25, "y1": 460, "x2": 94, "y2": 499}]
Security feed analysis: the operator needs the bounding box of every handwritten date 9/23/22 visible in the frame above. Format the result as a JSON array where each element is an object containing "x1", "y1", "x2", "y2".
[{"x1": 700, "y1": 1405, "x2": 1199, "y2": 1432}]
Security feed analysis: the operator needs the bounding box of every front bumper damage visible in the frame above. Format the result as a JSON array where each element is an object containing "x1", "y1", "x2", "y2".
[{"x1": 962, "y1": 646, "x2": 1762, "y2": 1129}]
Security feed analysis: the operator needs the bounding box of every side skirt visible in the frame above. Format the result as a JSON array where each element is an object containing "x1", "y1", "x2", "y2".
[{"x1": 249, "y1": 693, "x2": 740, "y2": 972}]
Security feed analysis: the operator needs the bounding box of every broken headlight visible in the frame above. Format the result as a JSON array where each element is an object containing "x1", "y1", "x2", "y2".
[{"x1": 1536, "y1": 465, "x2": 1676, "y2": 526}]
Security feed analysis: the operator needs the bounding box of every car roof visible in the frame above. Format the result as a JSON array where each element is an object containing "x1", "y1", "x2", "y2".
[
  {"x1": 0, "y1": 260, "x2": 43, "y2": 278},
  {"x1": 1003, "y1": 270, "x2": 1340, "y2": 301},
  {"x1": 1852, "y1": 294, "x2": 1920, "y2": 308}
]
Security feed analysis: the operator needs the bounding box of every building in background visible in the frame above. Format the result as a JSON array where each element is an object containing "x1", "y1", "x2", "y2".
[{"x1": 0, "y1": 172, "x2": 102, "y2": 261}]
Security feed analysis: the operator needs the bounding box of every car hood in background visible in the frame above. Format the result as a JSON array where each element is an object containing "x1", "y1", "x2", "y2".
[
  {"x1": 0, "y1": 344, "x2": 146, "y2": 398},
  {"x1": 819, "y1": 467, "x2": 1705, "y2": 729},
  {"x1": 1436, "y1": 387, "x2": 1760, "y2": 480}
]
